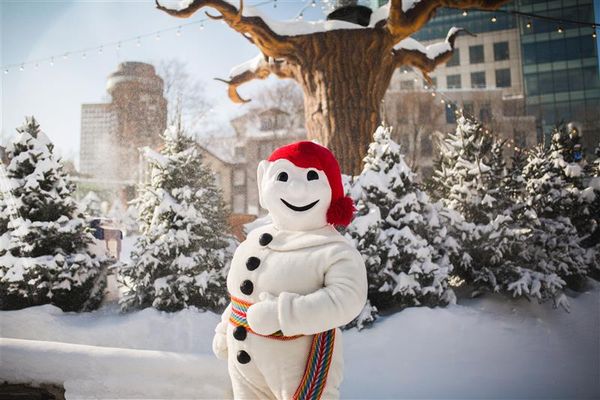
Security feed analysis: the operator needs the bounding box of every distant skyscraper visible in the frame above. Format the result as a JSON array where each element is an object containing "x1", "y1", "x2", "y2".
[{"x1": 80, "y1": 62, "x2": 167, "y2": 189}]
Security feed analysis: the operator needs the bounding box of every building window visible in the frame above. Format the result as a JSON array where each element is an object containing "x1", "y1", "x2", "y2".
[
  {"x1": 214, "y1": 172, "x2": 222, "y2": 187},
  {"x1": 495, "y1": 69, "x2": 511, "y2": 88},
  {"x1": 447, "y1": 74, "x2": 461, "y2": 89},
  {"x1": 446, "y1": 49, "x2": 460, "y2": 67},
  {"x1": 513, "y1": 130, "x2": 527, "y2": 149},
  {"x1": 471, "y1": 71, "x2": 486, "y2": 88},
  {"x1": 446, "y1": 103, "x2": 457, "y2": 124},
  {"x1": 480, "y1": 103, "x2": 492, "y2": 123},
  {"x1": 400, "y1": 80, "x2": 415, "y2": 90},
  {"x1": 233, "y1": 194, "x2": 246, "y2": 214},
  {"x1": 463, "y1": 102, "x2": 474, "y2": 117},
  {"x1": 469, "y1": 45, "x2": 484, "y2": 64},
  {"x1": 233, "y1": 169, "x2": 245, "y2": 186},
  {"x1": 493, "y1": 42, "x2": 509, "y2": 61}
]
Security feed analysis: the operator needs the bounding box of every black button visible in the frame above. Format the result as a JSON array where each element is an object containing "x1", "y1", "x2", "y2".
[
  {"x1": 233, "y1": 326, "x2": 247, "y2": 341},
  {"x1": 237, "y1": 350, "x2": 251, "y2": 364},
  {"x1": 240, "y1": 280, "x2": 254, "y2": 295},
  {"x1": 259, "y1": 233, "x2": 273, "y2": 246},
  {"x1": 246, "y1": 257, "x2": 260, "y2": 271}
]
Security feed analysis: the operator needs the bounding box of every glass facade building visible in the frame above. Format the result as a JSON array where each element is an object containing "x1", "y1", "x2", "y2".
[
  {"x1": 400, "y1": 0, "x2": 600, "y2": 153},
  {"x1": 518, "y1": 0, "x2": 599, "y2": 149}
]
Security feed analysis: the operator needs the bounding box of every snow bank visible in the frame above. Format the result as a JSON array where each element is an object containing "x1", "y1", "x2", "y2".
[
  {"x1": 1, "y1": 303, "x2": 220, "y2": 353},
  {"x1": 343, "y1": 284, "x2": 600, "y2": 399},
  {"x1": 0, "y1": 338, "x2": 230, "y2": 399},
  {"x1": 2, "y1": 283, "x2": 599, "y2": 399}
]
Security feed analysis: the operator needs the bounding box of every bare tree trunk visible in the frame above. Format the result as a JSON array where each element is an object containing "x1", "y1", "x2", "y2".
[{"x1": 298, "y1": 32, "x2": 395, "y2": 175}]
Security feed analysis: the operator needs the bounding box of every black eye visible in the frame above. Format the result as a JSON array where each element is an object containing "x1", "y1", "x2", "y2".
[
  {"x1": 277, "y1": 172, "x2": 288, "y2": 182},
  {"x1": 307, "y1": 170, "x2": 319, "y2": 181}
]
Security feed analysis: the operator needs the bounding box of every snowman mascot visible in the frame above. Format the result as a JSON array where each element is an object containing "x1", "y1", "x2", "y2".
[{"x1": 212, "y1": 141, "x2": 368, "y2": 400}]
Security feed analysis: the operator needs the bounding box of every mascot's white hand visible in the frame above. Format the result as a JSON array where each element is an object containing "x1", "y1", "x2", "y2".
[
  {"x1": 247, "y1": 292, "x2": 280, "y2": 335},
  {"x1": 212, "y1": 333, "x2": 228, "y2": 361}
]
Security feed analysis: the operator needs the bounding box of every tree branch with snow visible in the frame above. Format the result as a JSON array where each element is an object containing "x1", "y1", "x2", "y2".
[
  {"x1": 386, "y1": 0, "x2": 511, "y2": 42},
  {"x1": 214, "y1": 54, "x2": 295, "y2": 104},
  {"x1": 155, "y1": 0, "x2": 297, "y2": 59},
  {"x1": 393, "y1": 27, "x2": 473, "y2": 84}
]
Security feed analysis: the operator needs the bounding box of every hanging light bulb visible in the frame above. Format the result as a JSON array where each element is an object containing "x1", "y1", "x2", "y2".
[
  {"x1": 298, "y1": 12, "x2": 303, "y2": 21},
  {"x1": 117, "y1": 42, "x2": 122, "y2": 50},
  {"x1": 447, "y1": 103, "x2": 452, "y2": 109},
  {"x1": 557, "y1": 26, "x2": 564, "y2": 33},
  {"x1": 431, "y1": 92, "x2": 436, "y2": 97},
  {"x1": 3, "y1": 68, "x2": 8, "y2": 74},
  {"x1": 63, "y1": 53, "x2": 69, "y2": 60},
  {"x1": 50, "y1": 57, "x2": 55, "y2": 67},
  {"x1": 136, "y1": 37, "x2": 141, "y2": 47},
  {"x1": 593, "y1": 31, "x2": 597, "y2": 39},
  {"x1": 200, "y1": 22, "x2": 205, "y2": 30},
  {"x1": 19, "y1": 64, "x2": 24, "y2": 71},
  {"x1": 82, "y1": 52, "x2": 87, "y2": 59},
  {"x1": 441, "y1": 99, "x2": 445, "y2": 104},
  {"x1": 176, "y1": 26, "x2": 182, "y2": 36},
  {"x1": 273, "y1": 0, "x2": 277, "y2": 8},
  {"x1": 526, "y1": 20, "x2": 532, "y2": 29},
  {"x1": 34, "y1": 63, "x2": 39, "y2": 70},
  {"x1": 311, "y1": 0, "x2": 316, "y2": 8},
  {"x1": 98, "y1": 46, "x2": 104, "y2": 54},
  {"x1": 491, "y1": 16, "x2": 497, "y2": 23},
  {"x1": 462, "y1": 11, "x2": 468, "y2": 17},
  {"x1": 156, "y1": 32, "x2": 161, "y2": 41}
]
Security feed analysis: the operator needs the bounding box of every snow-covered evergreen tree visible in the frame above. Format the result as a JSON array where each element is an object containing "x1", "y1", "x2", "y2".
[
  {"x1": 429, "y1": 115, "x2": 521, "y2": 296},
  {"x1": 0, "y1": 117, "x2": 107, "y2": 311},
  {"x1": 583, "y1": 143, "x2": 600, "y2": 275},
  {"x1": 517, "y1": 143, "x2": 589, "y2": 294},
  {"x1": 347, "y1": 126, "x2": 456, "y2": 314},
  {"x1": 79, "y1": 191, "x2": 102, "y2": 217},
  {"x1": 108, "y1": 200, "x2": 139, "y2": 235},
  {"x1": 118, "y1": 125, "x2": 232, "y2": 312}
]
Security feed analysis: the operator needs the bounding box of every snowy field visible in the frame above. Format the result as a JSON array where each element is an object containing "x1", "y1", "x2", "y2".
[{"x1": 2, "y1": 281, "x2": 599, "y2": 399}]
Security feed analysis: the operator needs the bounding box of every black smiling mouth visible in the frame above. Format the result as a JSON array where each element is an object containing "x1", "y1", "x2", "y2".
[{"x1": 280, "y1": 198, "x2": 320, "y2": 212}]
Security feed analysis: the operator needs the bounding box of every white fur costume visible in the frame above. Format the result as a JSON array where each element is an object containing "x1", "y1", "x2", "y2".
[{"x1": 212, "y1": 157, "x2": 367, "y2": 400}]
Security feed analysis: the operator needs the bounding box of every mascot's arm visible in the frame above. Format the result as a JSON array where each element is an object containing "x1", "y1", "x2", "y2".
[
  {"x1": 212, "y1": 302, "x2": 232, "y2": 360},
  {"x1": 277, "y1": 247, "x2": 367, "y2": 336}
]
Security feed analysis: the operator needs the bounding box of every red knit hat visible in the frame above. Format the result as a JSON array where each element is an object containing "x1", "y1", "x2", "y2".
[{"x1": 267, "y1": 141, "x2": 355, "y2": 227}]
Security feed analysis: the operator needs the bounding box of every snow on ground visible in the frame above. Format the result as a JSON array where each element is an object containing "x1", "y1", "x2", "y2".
[{"x1": 2, "y1": 282, "x2": 599, "y2": 399}]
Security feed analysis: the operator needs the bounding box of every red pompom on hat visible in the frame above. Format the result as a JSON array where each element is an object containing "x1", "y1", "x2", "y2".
[{"x1": 267, "y1": 141, "x2": 355, "y2": 227}]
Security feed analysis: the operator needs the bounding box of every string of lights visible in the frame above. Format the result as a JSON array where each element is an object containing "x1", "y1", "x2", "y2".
[
  {"x1": 4, "y1": 1, "x2": 597, "y2": 73},
  {"x1": 1, "y1": 0, "x2": 276, "y2": 74}
]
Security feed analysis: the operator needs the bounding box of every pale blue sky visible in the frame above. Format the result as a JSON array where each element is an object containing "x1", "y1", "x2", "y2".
[
  {"x1": 0, "y1": 0, "x2": 326, "y2": 164},
  {"x1": 2, "y1": 1, "x2": 599, "y2": 165}
]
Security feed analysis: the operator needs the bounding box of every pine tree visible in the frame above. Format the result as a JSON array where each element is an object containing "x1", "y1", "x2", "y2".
[
  {"x1": 0, "y1": 117, "x2": 107, "y2": 311},
  {"x1": 429, "y1": 114, "x2": 520, "y2": 296},
  {"x1": 581, "y1": 142, "x2": 600, "y2": 276},
  {"x1": 79, "y1": 191, "x2": 103, "y2": 217},
  {"x1": 346, "y1": 126, "x2": 456, "y2": 314},
  {"x1": 535, "y1": 124, "x2": 589, "y2": 227},
  {"x1": 515, "y1": 143, "x2": 588, "y2": 294},
  {"x1": 118, "y1": 125, "x2": 233, "y2": 312}
]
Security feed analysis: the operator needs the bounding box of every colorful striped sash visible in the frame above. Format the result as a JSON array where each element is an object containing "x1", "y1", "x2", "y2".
[
  {"x1": 229, "y1": 296, "x2": 336, "y2": 400},
  {"x1": 230, "y1": 295, "x2": 301, "y2": 340}
]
